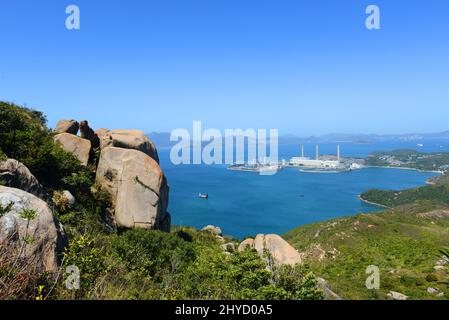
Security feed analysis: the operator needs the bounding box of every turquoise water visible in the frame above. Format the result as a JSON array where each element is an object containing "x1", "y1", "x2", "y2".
[{"x1": 159, "y1": 141, "x2": 445, "y2": 239}]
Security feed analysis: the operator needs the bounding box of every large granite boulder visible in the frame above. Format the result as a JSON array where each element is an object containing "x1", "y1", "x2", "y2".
[
  {"x1": 99, "y1": 129, "x2": 159, "y2": 163},
  {"x1": 254, "y1": 234, "x2": 302, "y2": 266},
  {"x1": 0, "y1": 159, "x2": 50, "y2": 202},
  {"x1": 80, "y1": 120, "x2": 100, "y2": 150},
  {"x1": 54, "y1": 133, "x2": 91, "y2": 166},
  {"x1": 0, "y1": 186, "x2": 66, "y2": 273},
  {"x1": 54, "y1": 119, "x2": 79, "y2": 135},
  {"x1": 96, "y1": 147, "x2": 170, "y2": 231}
]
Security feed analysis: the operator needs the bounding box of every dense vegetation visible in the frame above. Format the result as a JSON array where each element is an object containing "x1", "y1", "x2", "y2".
[
  {"x1": 0, "y1": 102, "x2": 323, "y2": 300},
  {"x1": 361, "y1": 180, "x2": 449, "y2": 208}
]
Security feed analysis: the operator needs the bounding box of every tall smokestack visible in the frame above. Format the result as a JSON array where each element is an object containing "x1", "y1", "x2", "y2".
[
  {"x1": 337, "y1": 144, "x2": 340, "y2": 162},
  {"x1": 301, "y1": 145, "x2": 304, "y2": 158},
  {"x1": 316, "y1": 145, "x2": 319, "y2": 160}
]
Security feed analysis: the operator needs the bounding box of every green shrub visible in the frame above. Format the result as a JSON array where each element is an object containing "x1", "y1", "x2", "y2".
[
  {"x1": 63, "y1": 235, "x2": 108, "y2": 296},
  {"x1": 0, "y1": 102, "x2": 90, "y2": 191},
  {"x1": 112, "y1": 229, "x2": 196, "y2": 279}
]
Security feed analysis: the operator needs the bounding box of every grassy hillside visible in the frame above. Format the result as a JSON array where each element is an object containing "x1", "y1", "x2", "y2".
[
  {"x1": 366, "y1": 149, "x2": 449, "y2": 172},
  {"x1": 284, "y1": 201, "x2": 449, "y2": 300}
]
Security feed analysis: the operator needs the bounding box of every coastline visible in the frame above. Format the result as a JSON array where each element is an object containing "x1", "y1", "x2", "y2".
[
  {"x1": 366, "y1": 165, "x2": 444, "y2": 175},
  {"x1": 358, "y1": 194, "x2": 391, "y2": 209}
]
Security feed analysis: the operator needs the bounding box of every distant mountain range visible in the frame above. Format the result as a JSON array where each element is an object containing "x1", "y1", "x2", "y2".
[{"x1": 147, "y1": 130, "x2": 449, "y2": 147}]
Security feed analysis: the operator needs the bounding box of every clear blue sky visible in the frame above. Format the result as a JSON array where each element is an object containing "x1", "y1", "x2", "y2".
[{"x1": 0, "y1": 0, "x2": 448, "y2": 135}]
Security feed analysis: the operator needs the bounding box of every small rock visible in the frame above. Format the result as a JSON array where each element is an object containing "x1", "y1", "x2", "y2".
[
  {"x1": 437, "y1": 292, "x2": 444, "y2": 298},
  {"x1": 238, "y1": 238, "x2": 255, "y2": 251},
  {"x1": 427, "y1": 287, "x2": 439, "y2": 294},
  {"x1": 221, "y1": 242, "x2": 235, "y2": 253},
  {"x1": 62, "y1": 190, "x2": 76, "y2": 206},
  {"x1": 434, "y1": 266, "x2": 446, "y2": 271},
  {"x1": 388, "y1": 291, "x2": 408, "y2": 300},
  {"x1": 202, "y1": 225, "x2": 222, "y2": 236}
]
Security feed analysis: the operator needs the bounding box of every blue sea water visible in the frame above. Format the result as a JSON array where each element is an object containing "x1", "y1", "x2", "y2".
[{"x1": 159, "y1": 140, "x2": 448, "y2": 239}]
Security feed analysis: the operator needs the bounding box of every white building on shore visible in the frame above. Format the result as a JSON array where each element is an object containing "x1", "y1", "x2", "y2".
[{"x1": 289, "y1": 145, "x2": 341, "y2": 169}]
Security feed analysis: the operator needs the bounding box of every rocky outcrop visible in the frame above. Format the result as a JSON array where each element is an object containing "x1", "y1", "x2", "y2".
[
  {"x1": 238, "y1": 238, "x2": 255, "y2": 251},
  {"x1": 96, "y1": 147, "x2": 170, "y2": 231},
  {"x1": 0, "y1": 159, "x2": 50, "y2": 202},
  {"x1": 202, "y1": 225, "x2": 222, "y2": 236},
  {"x1": 80, "y1": 120, "x2": 100, "y2": 150},
  {"x1": 99, "y1": 129, "x2": 159, "y2": 163},
  {"x1": 95, "y1": 128, "x2": 110, "y2": 140},
  {"x1": 54, "y1": 133, "x2": 91, "y2": 166},
  {"x1": 250, "y1": 234, "x2": 302, "y2": 266},
  {"x1": 54, "y1": 119, "x2": 79, "y2": 135},
  {"x1": 0, "y1": 186, "x2": 66, "y2": 273}
]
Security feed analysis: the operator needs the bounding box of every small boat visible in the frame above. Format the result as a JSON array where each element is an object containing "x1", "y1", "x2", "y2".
[{"x1": 198, "y1": 193, "x2": 209, "y2": 199}]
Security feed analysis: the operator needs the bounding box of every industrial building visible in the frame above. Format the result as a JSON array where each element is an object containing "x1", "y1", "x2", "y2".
[{"x1": 289, "y1": 145, "x2": 342, "y2": 169}]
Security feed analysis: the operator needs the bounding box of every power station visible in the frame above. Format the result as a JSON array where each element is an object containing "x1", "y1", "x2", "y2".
[{"x1": 289, "y1": 145, "x2": 341, "y2": 169}]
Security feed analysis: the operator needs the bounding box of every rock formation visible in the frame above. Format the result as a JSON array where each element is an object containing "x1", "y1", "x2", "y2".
[
  {"x1": 0, "y1": 158, "x2": 50, "y2": 202},
  {"x1": 238, "y1": 238, "x2": 255, "y2": 252},
  {"x1": 96, "y1": 147, "x2": 170, "y2": 231},
  {"x1": 52, "y1": 117, "x2": 169, "y2": 232},
  {"x1": 54, "y1": 119, "x2": 79, "y2": 135},
  {"x1": 0, "y1": 186, "x2": 66, "y2": 272},
  {"x1": 80, "y1": 120, "x2": 100, "y2": 150},
  {"x1": 99, "y1": 129, "x2": 159, "y2": 163},
  {"x1": 54, "y1": 133, "x2": 91, "y2": 166},
  {"x1": 202, "y1": 225, "x2": 222, "y2": 236},
  {"x1": 239, "y1": 234, "x2": 302, "y2": 266}
]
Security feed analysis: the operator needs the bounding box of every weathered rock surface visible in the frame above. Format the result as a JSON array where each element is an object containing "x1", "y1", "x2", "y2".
[
  {"x1": 95, "y1": 147, "x2": 170, "y2": 231},
  {"x1": 387, "y1": 291, "x2": 408, "y2": 300},
  {"x1": 61, "y1": 190, "x2": 76, "y2": 206},
  {"x1": 427, "y1": 287, "x2": 439, "y2": 294},
  {"x1": 202, "y1": 225, "x2": 222, "y2": 236},
  {"x1": 221, "y1": 242, "x2": 235, "y2": 253},
  {"x1": 317, "y1": 277, "x2": 342, "y2": 300},
  {"x1": 54, "y1": 133, "x2": 91, "y2": 165},
  {"x1": 95, "y1": 128, "x2": 110, "y2": 140},
  {"x1": 238, "y1": 238, "x2": 255, "y2": 252},
  {"x1": 0, "y1": 159, "x2": 50, "y2": 202},
  {"x1": 254, "y1": 234, "x2": 302, "y2": 266},
  {"x1": 80, "y1": 120, "x2": 100, "y2": 150},
  {"x1": 0, "y1": 186, "x2": 66, "y2": 273},
  {"x1": 99, "y1": 129, "x2": 159, "y2": 163},
  {"x1": 54, "y1": 119, "x2": 79, "y2": 135}
]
